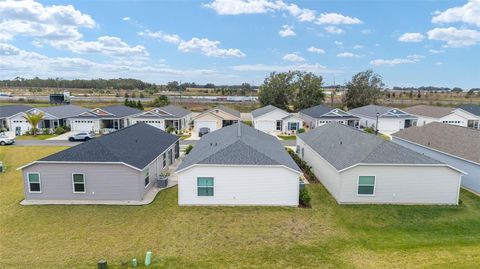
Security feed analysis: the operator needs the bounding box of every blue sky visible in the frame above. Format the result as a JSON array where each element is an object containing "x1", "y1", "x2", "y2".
[{"x1": 0, "y1": 0, "x2": 479, "y2": 88}]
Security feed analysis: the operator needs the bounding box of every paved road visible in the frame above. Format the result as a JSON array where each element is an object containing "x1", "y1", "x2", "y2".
[{"x1": 12, "y1": 138, "x2": 295, "y2": 147}]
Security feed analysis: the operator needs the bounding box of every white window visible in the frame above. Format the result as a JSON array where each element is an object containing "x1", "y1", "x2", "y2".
[
  {"x1": 358, "y1": 176, "x2": 375, "y2": 196},
  {"x1": 72, "y1": 173, "x2": 86, "y2": 193},
  {"x1": 27, "y1": 173, "x2": 41, "y2": 193}
]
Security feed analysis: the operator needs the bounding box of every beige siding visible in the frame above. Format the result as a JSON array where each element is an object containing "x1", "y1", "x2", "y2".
[
  {"x1": 177, "y1": 166, "x2": 300, "y2": 206},
  {"x1": 22, "y1": 163, "x2": 142, "y2": 201},
  {"x1": 339, "y1": 165, "x2": 461, "y2": 205},
  {"x1": 296, "y1": 137, "x2": 341, "y2": 198}
]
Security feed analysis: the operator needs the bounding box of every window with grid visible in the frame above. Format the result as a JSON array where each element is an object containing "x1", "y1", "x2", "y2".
[
  {"x1": 72, "y1": 174, "x2": 85, "y2": 193},
  {"x1": 358, "y1": 176, "x2": 375, "y2": 195},
  {"x1": 28, "y1": 173, "x2": 41, "y2": 193},
  {"x1": 197, "y1": 177, "x2": 214, "y2": 196}
]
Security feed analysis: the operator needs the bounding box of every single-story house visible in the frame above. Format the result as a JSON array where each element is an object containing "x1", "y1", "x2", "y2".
[
  {"x1": 130, "y1": 105, "x2": 192, "y2": 131},
  {"x1": 299, "y1": 104, "x2": 359, "y2": 129},
  {"x1": 18, "y1": 123, "x2": 180, "y2": 203},
  {"x1": 296, "y1": 122, "x2": 463, "y2": 205},
  {"x1": 0, "y1": 105, "x2": 33, "y2": 134},
  {"x1": 459, "y1": 105, "x2": 480, "y2": 128},
  {"x1": 392, "y1": 122, "x2": 480, "y2": 194},
  {"x1": 176, "y1": 123, "x2": 302, "y2": 206},
  {"x1": 349, "y1": 105, "x2": 418, "y2": 135},
  {"x1": 251, "y1": 105, "x2": 303, "y2": 134},
  {"x1": 6, "y1": 105, "x2": 89, "y2": 135},
  {"x1": 402, "y1": 105, "x2": 479, "y2": 129},
  {"x1": 192, "y1": 106, "x2": 241, "y2": 135},
  {"x1": 69, "y1": 105, "x2": 142, "y2": 133}
]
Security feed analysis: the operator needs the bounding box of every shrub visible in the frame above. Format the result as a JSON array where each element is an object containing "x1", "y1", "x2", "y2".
[
  {"x1": 185, "y1": 145, "x2": 193, "y2": 155},
  {"x1": 54, "y1": 126, "x2": 66, "y2": 135},
  {"x1": 41, "y1": 128, "x2": 51, "y2": 135},
  {"x1": 298, "y1": 128, "x2": 305, "y2": 133},
  {"x1": 242, "y1": 120, "x2": 252, "y2": 126},
  {"x1": 364, "y1": 127, "x2": 375, "y2": 134},
  {"x1": 166, "y1": 126, "x2": 177, "y2": 134},
  {"x1": 299, "y1": 188, "x2": 311, "y2": 207}
]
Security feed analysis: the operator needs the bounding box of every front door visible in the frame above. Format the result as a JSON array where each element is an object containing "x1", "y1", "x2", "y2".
[{"x1": 15, "y1": 126, "x2": 21, "y2": 136}]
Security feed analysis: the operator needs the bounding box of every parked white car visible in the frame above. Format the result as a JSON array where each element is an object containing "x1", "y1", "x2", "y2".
[
  {"x1": 0, "y1": 133, "x2": 15, "y2": 146},
  {"x1": 68, "y1": 132, "x2": 95, "y2": 142}
]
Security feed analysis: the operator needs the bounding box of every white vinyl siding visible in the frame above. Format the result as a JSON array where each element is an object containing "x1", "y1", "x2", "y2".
[{"x1": 178, "y1": 166, "x2": 300, "y2": 206}]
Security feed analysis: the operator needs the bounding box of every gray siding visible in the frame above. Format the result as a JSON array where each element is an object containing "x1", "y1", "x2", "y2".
[
  {"x1": 23, "y1": 163, "x2": 142, "y2": 201},
  {"x1": 393, "y1": 137, "x2": 480, "y2": 194}
]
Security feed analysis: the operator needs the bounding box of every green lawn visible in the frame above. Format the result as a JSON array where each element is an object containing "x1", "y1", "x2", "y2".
[
  {"x1": 2, "y1": 147, "x2": 480, "y2": 268},
  {"x1": 178, "y1": 134, "x2": 191, "y2": 140},
  {"x1": 277, "y1": 135, "x2": 297, "y2": 140},
  {"x1": 15, "y1": 134, "x2": 58, "y2": 140}
]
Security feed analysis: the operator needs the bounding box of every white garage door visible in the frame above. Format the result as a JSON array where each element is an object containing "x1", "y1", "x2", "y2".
[
  {"x1": 255, "y1": 120, "x2": 275, "y2": 133},
  {"x1": 71, "y1": 120, "x2": 96, "y2": 132},
  {"x1": 196, "y1": 120, "x2": 217, "y2": 133}
]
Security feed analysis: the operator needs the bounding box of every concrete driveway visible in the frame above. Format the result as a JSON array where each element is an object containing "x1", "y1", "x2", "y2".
[{"x1": 47, "y1": 131, "x2": 76, "y2": 141}]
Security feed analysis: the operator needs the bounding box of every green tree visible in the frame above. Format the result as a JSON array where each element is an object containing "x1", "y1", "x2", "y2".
[
  {"x1": 166, "y1": 81, "x2": 180, "y2": 91},
  {"x1": 152, "y1": 95, "x2": 170, "y2": 107},
  {"x1": 23, "y1": 112, "x2": 44, "y2": 136},
  {"x1": 136, "y1": 100, "x2": 144, "y2": 110},
  {"x1": 258, "y1": 72, "x2": 296, "y2": 110},
  {"x1": 343, "y1": 70, "x2": 384, "y2": 109},
  {"x1": 294, "y1": 72, "x2": 324, "y2": 110}
]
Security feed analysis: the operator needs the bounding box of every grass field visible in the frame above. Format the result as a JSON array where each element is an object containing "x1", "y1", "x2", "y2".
[
  {"x1": 277, "y1": 135, "x2": 297, "y2": 140},
  {"x1": 2, "y1": 147, "x2": 480, "y2": 268},
  {"x1": 15, "y1": 134, "x2": 58, "y2": 140}
]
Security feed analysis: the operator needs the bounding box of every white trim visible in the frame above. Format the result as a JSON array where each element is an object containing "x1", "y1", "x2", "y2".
[
  {"x1": 392, "y1": 136, "x2": 480, "y2": 166},
  {"x1": 338, "y1": 163, "x2": 466, "y2": 174},
  {"x1": 27, "y1": 172, "x2": 41, "y2": 193},
  {"x1": 356, "y1": 175, "x2": 376, "y2": 196},
  {"x1": 175, "y1": 163, "x2": 302, "y2": 175},
  {"x1": 72, "y1": 173, "x2": 86, "y2": 194},
  {"x1": 17, "y1": 161, "x2": 143, "y2": 171}
]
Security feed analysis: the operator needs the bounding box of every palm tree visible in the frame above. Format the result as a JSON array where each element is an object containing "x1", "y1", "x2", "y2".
[{"x1": 23, "y1": 112, "x2": 44, "y2": 136}]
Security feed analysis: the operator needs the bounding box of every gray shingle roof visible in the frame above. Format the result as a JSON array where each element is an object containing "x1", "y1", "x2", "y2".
[
  {"x1": 393, "y1": 122, "x2": 480, "y2": 164},
  {"x1": 459, "y1": 105, "x2": 480, "y2": 116},
  {"x1": 40, "y1": 123, "x2": 179, "y2": 170},
  {"x1": 40, "y1": 105, "x2": 90, "y2": 119},
  {"x1": 159, "y1": 105, "x2": 191, "y2": 117},
  {"x1": 216, "y1": 105, "x2": 241, "y2": 118},
  {"x1": 251, "y1": 105, "x2": 283, "y2": 118},
  {"x1": 177, "y1": 123, "x2": 301, "y2": 172},
  {"x1": 300, "y1": 104, "x2": 358, "y2": 119},
  {"x1": 349, "y1": 105, "x2": 416, "y2": 119},
  {"x1": 0, "y1": 105, "x2": 33, "y2": 118},
  {"x1": 101, "y1": 105, "x2": 142, "y2": 118},
  {"x1": 298, "y1": 122, "x2": 442, "y2": 171},
  {"x1": 402, "y1": 105, "x2": 455, "y2": 118}
]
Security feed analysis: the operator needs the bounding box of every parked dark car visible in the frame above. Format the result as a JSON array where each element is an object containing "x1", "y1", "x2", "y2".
[{"x1": 199, "y1": 127, "x2": 210, "y2": 137}]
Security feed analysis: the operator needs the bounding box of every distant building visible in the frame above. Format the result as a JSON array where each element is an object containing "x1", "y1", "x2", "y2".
[{"x1": 49, "y1": 92, "x2": 70, "y2": 104}]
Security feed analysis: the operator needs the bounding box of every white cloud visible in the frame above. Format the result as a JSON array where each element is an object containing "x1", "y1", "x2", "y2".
[
  {"x1": 307, "y1": 46, "x2": 325, "y2": 54},
  {"x1": 50, "y1": 36, "x2": 149, "y2": 58},
  {"x1": 178, "y1": 38, "x2": 245, "y2": 57},
  {"x1": 370, "y1": 54, "x2": 424, "y2": 66},
  {"x1": 0, "y1": 43, "x2": 237, "y2": 83},
  {"x1": 353, "y1": 44, "x2": 363, "y2": 49},
  {"x1": 398, "y1": 32, "x2": 425, "y2": 42},
  {"x1": 139, "y1": 30, "x2": 182, "y2": 44},
  {"x1": 336, "y1": 52, "x2": 359, "y2": 58},
  {"x1": 427, "y1": 27, "x2": 480, "y2": 47},
  {"x1": 204, "y1": 0, "x2": 360, "y2": 24},
  {"x1": 316, "y1": 13, "x2": 363, "y2": 25},
  {"x1": 278, "y1": 25, "x2": 296, "y2": 37},
  {"x1": 282, "y1": 53, "x2": 305, "y2": 62},
  {"x1": 432, "y1": 0, "x2": 480, "y2": 27},
  {"x1": 140, "y1": 29, "x2": 245, "y2": 58},
  {"x1": 229, "y1": 63, "x2": 336, "y2": 73},
  {"x1": 122, "y1": 17, "x2": 131, "y2": 21},
  {"x1": 428, "y1": 49, "x2": 445, "y2": 54},
  {"x1": 324, "y1": 26, "x2": 344, "y2": 34},
  {"x1": 435, "y1": 61, "x2": 443, "y2": 65},
  {"x1": 334, "y1": 41, "x2": 343, "y2": 46},
  {"x1": 0, "y1": 0, "x2": 95, "y2": 42}
]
